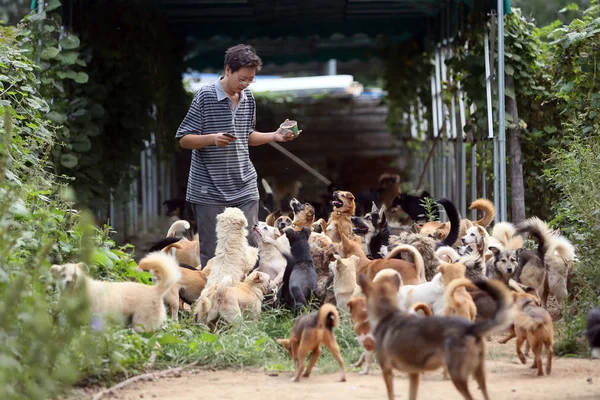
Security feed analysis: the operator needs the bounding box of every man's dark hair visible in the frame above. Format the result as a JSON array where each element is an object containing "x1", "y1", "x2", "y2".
[{"x1": 224, "y1": 44, "x2": 263, "y2": 73}]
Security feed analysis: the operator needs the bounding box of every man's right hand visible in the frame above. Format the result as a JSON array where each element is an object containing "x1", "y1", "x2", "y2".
[{"x1": 213, "y1": 133, "x2": 236, "y2": 147}]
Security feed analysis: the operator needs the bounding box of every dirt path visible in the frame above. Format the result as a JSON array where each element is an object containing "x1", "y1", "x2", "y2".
[{"x1": 95, "y1": 342, "x2": 600, "y2": 400}]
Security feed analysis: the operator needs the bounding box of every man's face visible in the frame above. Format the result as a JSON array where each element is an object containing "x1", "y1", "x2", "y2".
[{"x1": 227, "y1": 66, "x2": 257, "y2": 93}]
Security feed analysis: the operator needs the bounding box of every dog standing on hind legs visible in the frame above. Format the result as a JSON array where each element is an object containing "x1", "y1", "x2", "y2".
[{"x1": 277, "y1": 303, "x2": 347, "y2": 382}]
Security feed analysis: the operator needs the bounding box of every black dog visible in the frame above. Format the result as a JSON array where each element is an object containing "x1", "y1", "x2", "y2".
[
  {"x1": 276, "y1": 226, "x2": 317, "y2": 312},
  {"x1": 391, "y1": 190, "x2": 438, "y2": 222},
  {"x1": 586, "y1": 307, "x2": 600, "y2": 358}
]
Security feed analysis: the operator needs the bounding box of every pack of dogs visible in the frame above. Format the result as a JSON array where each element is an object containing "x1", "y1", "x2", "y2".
[{"x1": 51, "y1": 180, "x2": 600, "y2": 400}]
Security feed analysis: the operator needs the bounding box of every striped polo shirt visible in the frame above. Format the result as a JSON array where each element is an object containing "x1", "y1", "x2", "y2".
[{"x1": 176, "y1": 77, "x2": 259, "y2": 206}]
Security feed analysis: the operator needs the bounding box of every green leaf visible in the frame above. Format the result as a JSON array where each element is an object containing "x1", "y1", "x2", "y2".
[
  {"x1": 44, "y1": 25, "x2": 56, "y2": 33},
  {"x1": 28, "y1": 11, "x2": 47, "y2": 22},
  {"x1": 543, "y1": 125, "x2": 558, "y2": 134},
  {"x1": 58, "y1": 51, "x2": 79, "y2": 65},
  {"x1": 505, "y1": 64, "x2": 514, "y2": 76},
  {"x1": 59, "y1": 35, "x2": 81, "y2": 50},
  {"x1": 199, "y1": 332, "x2": 218, "y2": 343},
  {"x1": 59, "y1": 153, "x2": 78, "y2": 169},
  {"x1": 40, "y1": 47, "x2": 60, "y2": 60},
  {"x1": 45, "y1": 111, "x2": 68, "y2": 124},
  {"x1": 157, "y1": 334, "x2": 184, "y2": 345},
  {"x1": 45, "y1": 0, "x2": 62, "y2": 11},
  {"x1": 72, "y1": 136, "x2": 92, "y2": 153},
  {"x1": 505, "y1": 85, "x2": 516, "y2": 100},
  {"x1": 74, "y1": 72, "x2": 89, "y2": 84},
  {"x1": 559, "y1": 3, "x2": 579, "y2": 13},
  {"x1": 560, "y1": 82, "x2": 575, "y2": 93}
]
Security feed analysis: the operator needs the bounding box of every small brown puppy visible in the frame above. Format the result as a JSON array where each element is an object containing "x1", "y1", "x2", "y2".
[
  {"x1": 326, "y1": 190, "x2": 356, "y2": 243},
  {"x1": 277, "y1": 303, "x2": 347, "y2": 383},
  {"x1": 358, "y1": 272, "x2": 513, "y2": 400},
  {"x1": 501, "y1": 292, "x2": 553, "y2": 376},
  {"x1": 347, "y1": 296, "x2": 376, "y2": 375}
]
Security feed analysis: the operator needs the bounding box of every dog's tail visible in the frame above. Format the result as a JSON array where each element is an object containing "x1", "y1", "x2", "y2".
[
  {"x1": 515, "y1": 304, "x2": 548, "y2": 332},
  {"x1": 469, "y1": 198, "x2": 495, "y2": 227},
  {"x1": 515, "y1": 217, "x2": 556, "y2": 266},
  {"x1": 317, "y1": 303, "x2": 340, "y2": 331},
  {"x1": 552, "y1": 234, "x2": 576, "y2": 263},
  {"x1": 148, "y1": 236, "x2": 182, "y2": 253},
  {"x1": 386, "y1": 244, "x2": 425, "y2": 283},
  {"x1": 215, "y1": 275, "x2": 234, "y2": 308},
  {"x1": 435, "y1": 246, "x2": 459, "y2": 263},
  {"x1": 137, "y1": 252, "x2": 182, "y2": 298},
  {"x1": 261, "y1": 178, "x2": 274, "y2": 213},
  {"x1": 437, "y1": 198, "x2": 460, "y2": 248},
  {"x1": 444, "y1": 278, "x2": 476, "y2": 311},
  {"x1": 167, "y1": 220, "x2": 191, "y2": 237},
  {"x1": 491, "y1": 222, "x2": 516, "y2": 247},
  {"x1": 468, "y1": 279, "x2": 514, "y2": 337},
  {"x1": 410, "y1": 302, "x2": 433, "y2": 316}
]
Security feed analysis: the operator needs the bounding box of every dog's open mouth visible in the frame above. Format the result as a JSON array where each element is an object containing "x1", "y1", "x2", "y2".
[
  {"x1": 252, "y1": 226, "x2": 263, "y2": 238},
  {"x1": 290, "y1": 198, "x2": 303, "y2": 213},
  {"x1": 352, "y1": 226, "x2": 369, "y2": 235},
  {"x1": 331, "y1": 199, "x2": 343, "y2": 208}
]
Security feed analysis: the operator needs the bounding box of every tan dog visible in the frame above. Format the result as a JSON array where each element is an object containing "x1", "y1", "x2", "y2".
[
  {"x1": 347, "y1": 296, "x2": 376, "y2": 375},
  {"x1": 358, "y1": 272, "x2": 513, "y2": 400},
  {"x1": 443, "y1": 278, "x2": 478, "y2": 321},
  {"x1": 277, "y1": 303, "x2": 347, "y2": 382},
  {"x1": 330, "y1": 254, "x2": 362, "y2": 311},
  {"x1": 51, "y1": 252, "x2": 181, "y2": 333},
  {"x1": 410, "y1": 302, "x2": 434, "y2": 316},
  {"x1": 326, "y1": 190, "x2": 356, "y2": 243},
  {"x1": 165, "y1": 220, "x2": 201, "y2": 266},
  {"x1": 199, "y1": 271, "x2": 271, "y2": 327},
  {"x1": 338, "y1": 228, "x2": 425, "y2": 285},
  {"x1": 500, "y1": 292, "x2": 553, "y2": 376}
]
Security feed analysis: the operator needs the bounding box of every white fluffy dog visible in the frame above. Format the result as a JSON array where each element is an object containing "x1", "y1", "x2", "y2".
[
  {"x1": 206, "y1": 207, "x2": 257, "y2": 287},
  {"x1": 51, "y1": 252, "x2": 181, "y2": 333},
  {"x1": 252, "y1": 221, "x2": 290, "y2": 285},
  {"x1": 194, "y1": 207, "x2": 258, "y2": 322}
]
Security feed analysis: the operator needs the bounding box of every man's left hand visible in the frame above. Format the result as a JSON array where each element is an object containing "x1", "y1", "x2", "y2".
[{"x1": 273, "y1": 119, "x2": 302, "y2": 142}]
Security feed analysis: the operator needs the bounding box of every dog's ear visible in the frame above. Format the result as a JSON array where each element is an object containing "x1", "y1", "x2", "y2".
[
  {"x1": 489, "y1": 246, "x2": 501, "y2": 256},
  {"x1": 412, "y1": 223, "x2": 421, "y2": 233},
  {"x1": 371, "y1": 201, "x2": 379, "y2": 213},
  {"x1": 276, "y1": 338, "x2": 291, "y2": 350},
  {"x1": 346, "y1": 299, "x2": 354, "y2": 313},
  {"x1": 357, "y1": 273, "x2": 370, "y2": 295},
  {"x1": 333, "y1": 254, "x2": 342, "y2": 262},
  {"x1": 50, "y1": 264, "x2": 62, "y2": 277},
  {"x1": 76, "y1": 262, "x2": 89, "y2": 274},
  {"x1": 344, "y1": 192, "x2": 355, "y2": 201},
  {"x1": 437, "y1": 263, "x2": 447, "y2": 274}
]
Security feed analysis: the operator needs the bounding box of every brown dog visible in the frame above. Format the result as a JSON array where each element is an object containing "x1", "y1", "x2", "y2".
[
  {"x1": 338, "y1": 228, "x2": 425, "y2": 285},
  {"x1": 326, "y1": 190, "x2": 356, "y2": 243},
  {"x1": 358, "y1": 272, "x2": 513, "y2": 400},
  {"x1": 347, "y1": 296, "x2": 376, "y2": 375},
  {"x1": 444, "y1": 278, "x2": 478, "y2": 321},
  {"x1": 289, "y1": 198, "x2": 315, "y2": 231},
  {"x1": 277, "y1": 303, "x2": 347, "y2": 382},
  {"x1": 500, "y1": 292, "x2": 553, "y2": 376}
]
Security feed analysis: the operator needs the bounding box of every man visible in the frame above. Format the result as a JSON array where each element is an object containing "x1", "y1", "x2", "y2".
[{"x1": 176, "y1": 44, "x2": 301, "y2": 268}]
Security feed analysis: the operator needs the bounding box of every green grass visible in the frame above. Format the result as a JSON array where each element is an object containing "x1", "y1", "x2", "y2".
[{"x1": 78, "y1": 304, "x2": 366, "y2": 386}]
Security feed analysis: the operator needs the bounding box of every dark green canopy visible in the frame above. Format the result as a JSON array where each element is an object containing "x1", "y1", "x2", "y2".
[{"x1": 156, "y1": 0, "x2": 511, "y2": 70}]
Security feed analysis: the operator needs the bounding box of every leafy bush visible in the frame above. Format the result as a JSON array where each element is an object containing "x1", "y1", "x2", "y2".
[{"x1": 543, "y1": 4, "x2": 600, "y2": 355}]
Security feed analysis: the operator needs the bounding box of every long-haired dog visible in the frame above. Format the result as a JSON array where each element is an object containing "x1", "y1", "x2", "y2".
[
  {"x1": 277, "y1": 303, "x2": 347, "y2": 382},
  {"x1": 194, "y1": 207, "x2": 257, "y2": 322},
  {"x1": 347, "y1": 296, "x2": 376, "y2": 375},
  {"x1": 514, "y1": 217, "x2": 575, "y2": 308},
  {"x1": 586, "y1": 307, "x2": 600, "y2": 358},
  {"x1": 358, "y1": 271, "x2": 513, "y2": 400},
  {"x1": 199, "y1": 271, "x2": 272, "y2": 328},
  {"x1": 51, "y1": 252, "x2": 181, "y2": 333}
]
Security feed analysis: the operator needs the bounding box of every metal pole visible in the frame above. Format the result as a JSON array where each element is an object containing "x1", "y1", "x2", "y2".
[
  {"x1": 430, "y1": 73, "x2": 438, "y2": 197},
  {"x1": 497, "y1": 0, "x2": 507, "y2": 222},
  {"x1": 458, "y1": 84, "x2": 467, "y2": 217},
  {"x1": 484, "y1": 28, "x2": 499, "y2": 223}
]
